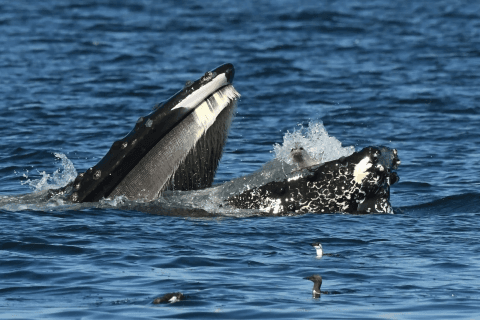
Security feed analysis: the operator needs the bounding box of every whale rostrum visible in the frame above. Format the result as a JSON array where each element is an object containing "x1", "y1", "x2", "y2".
[{"x1": 70, "y1": 63, "x2": 239, "y2": 203}]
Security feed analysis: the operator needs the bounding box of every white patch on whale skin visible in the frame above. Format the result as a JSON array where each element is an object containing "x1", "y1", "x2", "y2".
[
  {"x1": 353, "y1": 157, "x2": 372, "y2": 184},
  {"x1": 172, "y1": 74, "x2": 229, "y2": 111},
  {"x1": 259, "y1": 198, "x2": 283, "y2": 214},
  {"x1": 271, "y1": 199, "x2": 282, "y2": 214}
]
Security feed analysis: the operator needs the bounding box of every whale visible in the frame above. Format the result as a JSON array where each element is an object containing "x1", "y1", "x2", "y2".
[
  {"x1": 226, "y1": 146, "x2": 400, "y2": 214},
  {"x1": 67, "y1": 63, "x2": 240, "y2": 203}
]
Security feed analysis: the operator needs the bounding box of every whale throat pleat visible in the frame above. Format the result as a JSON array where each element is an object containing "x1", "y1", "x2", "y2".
[{"x1": 109, "y1": 85, "x2": 240, "y2": 201}]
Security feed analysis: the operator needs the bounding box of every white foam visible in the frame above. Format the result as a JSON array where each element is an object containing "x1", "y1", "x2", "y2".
[
  {"x1": 273, "y1": 121, "x2": 354, "y2": 166},
  {"x1": 21, "y1": 153, "x2": 77, "y2": 192}
]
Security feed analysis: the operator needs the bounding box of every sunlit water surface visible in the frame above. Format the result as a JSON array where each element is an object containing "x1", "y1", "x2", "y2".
[{"x1": 1, "y1": 1, "x2": 479, "y2": 319}]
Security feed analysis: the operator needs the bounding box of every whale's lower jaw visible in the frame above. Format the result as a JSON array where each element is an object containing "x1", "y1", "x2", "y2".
[{"x1": 227, "y1": 146, "x2": 400, "y2": 215}]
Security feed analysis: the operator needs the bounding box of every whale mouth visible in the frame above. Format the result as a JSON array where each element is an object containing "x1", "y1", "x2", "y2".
[{"x1": 70, "y1": 63, "x2": 240, "y2": 203}]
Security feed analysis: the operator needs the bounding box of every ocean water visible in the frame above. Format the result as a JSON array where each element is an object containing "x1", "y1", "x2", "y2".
[{"x1": 1, "y1": 0, "x2": 480, "y2": 319}]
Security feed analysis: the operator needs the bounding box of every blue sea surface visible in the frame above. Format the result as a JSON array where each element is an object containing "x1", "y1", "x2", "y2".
[{"x1": 1, "y1": 0, "x2": 480, "y2": 319}]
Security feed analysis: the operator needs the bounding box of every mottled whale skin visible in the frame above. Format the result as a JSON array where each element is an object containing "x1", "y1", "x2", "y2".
[
  {"x1": 227, "y1": 146, "x2": 400, "y2": 214},
  {"x1": 68, "y1": 63, "x2": 240, "y2": 203}
]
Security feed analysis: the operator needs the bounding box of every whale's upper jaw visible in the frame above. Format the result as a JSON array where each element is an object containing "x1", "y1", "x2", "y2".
[
  {"x1": 161, "y1": 63, "x2": 235, "y2": 113},
  {"x1": 69, "y1": 63, "x2": 239, "y2": 203}
]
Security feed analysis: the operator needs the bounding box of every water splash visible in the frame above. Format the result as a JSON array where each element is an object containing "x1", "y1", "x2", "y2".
[
  {"x1": 99, "y1": 195, "x2": 129, "y2": 207},
  {"x1": 273, "y1": 121, "x2": 355, "y2": 166},
  {"x1": 21, "y1": 153, "x2": 77, "y2": 192}
]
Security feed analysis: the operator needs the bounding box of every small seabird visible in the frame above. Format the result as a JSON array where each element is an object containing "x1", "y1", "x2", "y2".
[
  {"x1": 304, "y1": 274, "x2": 327, "y2": 297},
  {"x1": 311, "y1": 242, "x2": 323, "y2": 257},
  {"x1": 153, "y1": 292, "x2": 184, "y2": 304}
]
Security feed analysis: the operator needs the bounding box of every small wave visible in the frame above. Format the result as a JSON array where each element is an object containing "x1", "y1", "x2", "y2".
[{"x1": 400, "y1": 192, "x2": 480, "y2": 214}]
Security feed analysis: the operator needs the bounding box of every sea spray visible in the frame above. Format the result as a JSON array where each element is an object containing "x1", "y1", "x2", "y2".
[
  {"x1": 273, "y1": 121, "x2": 355, "y2": 166},
  {"x1": 21, "y1": 153, "x2": 77, "y2": 192}
]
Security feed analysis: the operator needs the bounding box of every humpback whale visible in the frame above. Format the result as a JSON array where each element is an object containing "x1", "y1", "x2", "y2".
[
  {"x1": 227, "y1": 146, "x2": 400, "y2": 214},
  {"x1": 68, "y1": 63, "x2": 240, "y2": 203}
]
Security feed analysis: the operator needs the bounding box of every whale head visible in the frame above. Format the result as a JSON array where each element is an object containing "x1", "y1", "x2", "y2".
[{"x1": 70, "y1": 63, "x2": 240, "y2": 202}]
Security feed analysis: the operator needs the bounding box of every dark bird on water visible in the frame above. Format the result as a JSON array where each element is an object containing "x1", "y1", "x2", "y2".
[
  {"x1": 153, "y1": 292, "x2": 184, "y2": 304},
  {"x1": 304, "y1": 274, "x2": 327, "y2": 297}
]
